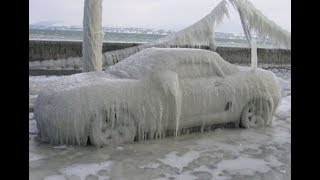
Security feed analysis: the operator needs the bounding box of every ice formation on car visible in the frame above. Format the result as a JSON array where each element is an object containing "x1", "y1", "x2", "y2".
[
  {"x1": 34, "y1": 48, "x2": 282, "y2": 146},
  {"x1": 33, "y1": 0, "x2": 288, "y2": 146}
]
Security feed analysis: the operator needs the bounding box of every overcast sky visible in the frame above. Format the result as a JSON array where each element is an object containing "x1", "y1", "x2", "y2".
[{"x1": 29, "y1": 0, "x2": 291, "y2": 33}]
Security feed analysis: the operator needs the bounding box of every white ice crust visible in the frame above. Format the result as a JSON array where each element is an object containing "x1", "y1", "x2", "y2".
[{"x1": 34, "y1": 48, "x2": 281, "y2": 146}]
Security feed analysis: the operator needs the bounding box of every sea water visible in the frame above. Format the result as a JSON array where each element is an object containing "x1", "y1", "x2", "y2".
[{"x1": 29, "y1": 28, "x2": 275, "y2": 48}]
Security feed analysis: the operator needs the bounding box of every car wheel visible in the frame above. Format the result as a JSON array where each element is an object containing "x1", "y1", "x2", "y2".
[
  {"x1": 240, "y1": 98, "x2": 272, "y2": 128},
  {"x1": 89, "y1": 110, "x2": 137, "y2": 146}
]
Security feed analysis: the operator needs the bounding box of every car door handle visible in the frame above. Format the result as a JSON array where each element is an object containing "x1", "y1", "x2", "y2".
[
  {"x1": 214, "y1": 81, "x2": 223, "y2": 87},
  {"x1": 225, "y1": 101, "x2": 232, "y2": 111}
]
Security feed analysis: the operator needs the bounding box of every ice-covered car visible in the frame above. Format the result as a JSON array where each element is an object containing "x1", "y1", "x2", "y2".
[{"x1": 34, "y1": 48, "x2": 281, "y2": 146}]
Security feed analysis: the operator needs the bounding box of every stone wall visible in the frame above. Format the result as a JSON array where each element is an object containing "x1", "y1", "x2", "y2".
[
  {"x1": 29, "y1": 40, "x2": 291, "y2": 64},
  {"x1": 29, "y1": 40, "x2": 141, "y2": 62}
]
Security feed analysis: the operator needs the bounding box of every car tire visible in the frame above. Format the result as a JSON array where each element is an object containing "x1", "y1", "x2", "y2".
[
  {"x1": 240, "y1": 98, "x2": 272, "y2": 128},
  {"x1": 89, "y1": 110, "x2": 137, "y2": 146}
]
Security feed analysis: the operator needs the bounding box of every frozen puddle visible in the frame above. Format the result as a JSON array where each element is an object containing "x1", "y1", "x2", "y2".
[{"x1": 29, "y1": 68, "x2": 291, "y2": 180}]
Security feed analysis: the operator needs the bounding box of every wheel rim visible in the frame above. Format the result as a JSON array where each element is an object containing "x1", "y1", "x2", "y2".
[
  {"x1": 89, "y1": 110, "x2": 136, "y2": 146},
  {"x1": 241, "y1": 98, "x2": 271, "y2": 128}
]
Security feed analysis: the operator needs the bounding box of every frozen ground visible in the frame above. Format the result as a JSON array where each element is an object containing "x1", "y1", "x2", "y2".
[{"x1": 29, "y1": 67, "x2": 290, "y2": 180}]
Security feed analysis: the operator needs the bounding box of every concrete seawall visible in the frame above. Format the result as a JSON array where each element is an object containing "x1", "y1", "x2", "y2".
[
  {"x1": 29, "y1": 40, "x2": 142, "y2": 62},
  {"x1": 29, "y1": 40, "x2": 291, "y2": 64}
]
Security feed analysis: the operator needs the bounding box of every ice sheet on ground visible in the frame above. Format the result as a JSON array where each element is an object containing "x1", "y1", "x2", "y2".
[
  {"x1": 43, "y1": 161, "x2": 112, "y2": 180},
  {"x1": 158, "y1": 151, "x2": 201, "y2": 172},
  {"x1": 59, "y1": 161, "x2": 111, "y2": 180}
]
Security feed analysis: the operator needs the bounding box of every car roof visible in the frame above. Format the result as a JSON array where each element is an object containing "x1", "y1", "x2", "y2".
[{"x1": 105, "y1": 48, "x2": 238, "y2": 79}]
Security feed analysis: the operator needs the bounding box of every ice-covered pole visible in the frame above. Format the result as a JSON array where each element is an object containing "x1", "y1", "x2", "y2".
[
  {"x1": 82, "y1": 0, "x2": 104, "y2": 72},
  {"x1": 208, "y1": 33, "x2": 217, "y2": 51},
  {"x1": 251, "y1": 39, "x2": 258, "y2": 69}
]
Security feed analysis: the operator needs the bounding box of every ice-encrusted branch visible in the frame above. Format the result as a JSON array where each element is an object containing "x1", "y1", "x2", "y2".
[
  {"x1": 103, "y1": 0, "x2": 291, "y2": 67},
  {"x1": 103, "y1": 0, "x2": 230, "y2": 66},
  {"x1": 229, "y1": 0, "x2": 291, "y2": 49},
  {"x1": 159, "y1": 0, "x2": 230, "y2": 49}
]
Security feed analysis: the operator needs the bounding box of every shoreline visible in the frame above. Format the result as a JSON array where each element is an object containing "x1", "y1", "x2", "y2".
[
  {"x1": 29, "y1": 40, "x2": 291, "y2": 62},
  {"x1": 29, "y1": 40, "x2": 291, "y2": 76}
]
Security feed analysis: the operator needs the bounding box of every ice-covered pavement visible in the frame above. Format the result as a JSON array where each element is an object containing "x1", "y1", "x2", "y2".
[{"x1": 29, "y1": 67, "x2": 291, "y2": 180}]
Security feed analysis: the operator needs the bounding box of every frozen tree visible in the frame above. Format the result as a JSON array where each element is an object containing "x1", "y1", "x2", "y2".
[
  {"x1": 160, "y1": 0, "x2": 230, "y2": 50},
  {"x1": 102, "y1": 0, "x2": 231, "y2": 66},
  {"x1": 228, "y1": 0, "x2": 291, "y2": 68},
  {"x1": 82, "y1": 0, "x2": 104, "y2": 72},
  {"x1": 229, "y1": 0, "x2": 291, "y2": 49},
  {"x1": 102, "y1": 0, "x2": 290, "y2": 67}
]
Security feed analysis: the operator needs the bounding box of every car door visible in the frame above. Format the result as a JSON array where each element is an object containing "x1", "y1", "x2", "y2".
[{"x1": 174, "y1": 58, "x2": 233, "y2": 127}]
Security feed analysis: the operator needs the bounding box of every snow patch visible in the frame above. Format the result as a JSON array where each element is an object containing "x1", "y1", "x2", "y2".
[
  {"x1": 29, "y1": 113, "x2": 34, "y2": 119},
  {"x1": 139, "y1": 162, "x2": 161, "y2": 169},
  {"x1": 53, "y1": 145, "x2": 69, "y2": 150},
  {"x1": 29, "y1": 119, "x2": 38, "y2": 134},
  {"x1": 116, "y1": 147, "x2": 124, "y2": 150},
  {"x1": 44, "y1": 175, "x2": 66, "y2": 180},
  {"x1": 275, "y1": 95, "x2": 291, "y2": 119}
]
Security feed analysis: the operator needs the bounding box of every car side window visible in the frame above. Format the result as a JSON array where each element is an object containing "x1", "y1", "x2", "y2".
[{"x1": 173, "y1": 59, "x2": 224, "y2": 78}]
